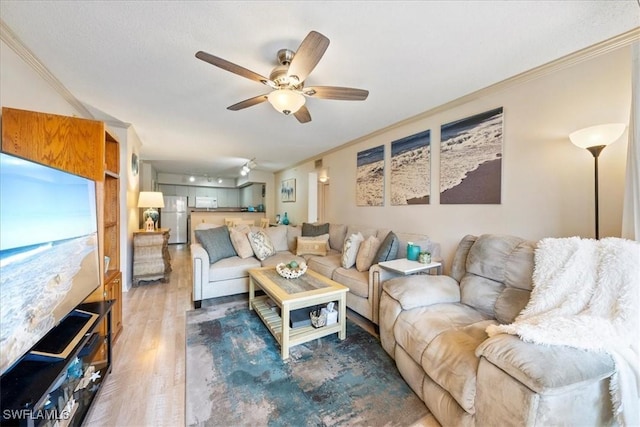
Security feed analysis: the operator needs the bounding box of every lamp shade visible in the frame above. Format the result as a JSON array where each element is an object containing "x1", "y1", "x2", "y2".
[
  {"x1": 138, "y1": 191, "x2": 165, "y2": 208},
  {"x1": 569, "y1": 123, "x2": 626, "y2": 149},
  {"x1": 267, "y1": 90, "x2": 305, "y2": 115}
]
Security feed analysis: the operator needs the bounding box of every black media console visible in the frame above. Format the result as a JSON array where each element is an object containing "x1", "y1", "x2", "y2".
[{"x1": 1, "y1": 301, "x2": 113, "y2": 427}]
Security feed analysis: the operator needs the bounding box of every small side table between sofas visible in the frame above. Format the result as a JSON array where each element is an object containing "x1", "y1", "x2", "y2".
[
  {"x1": 378, "y1": 258, "x2": 442, "y2": 275},
  {"x1": 133, "y1": 228, "x2": 172, "y2": 286}
]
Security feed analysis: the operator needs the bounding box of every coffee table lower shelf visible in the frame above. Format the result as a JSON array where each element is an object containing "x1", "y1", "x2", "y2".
[{"x1": 251, "y1": 295, "x2": 343, "y2": 356}]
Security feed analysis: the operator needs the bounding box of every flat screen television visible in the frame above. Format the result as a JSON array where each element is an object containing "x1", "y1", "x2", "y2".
[{"x1": 0, "y1": 152, "x2": 101, "y2": 376}]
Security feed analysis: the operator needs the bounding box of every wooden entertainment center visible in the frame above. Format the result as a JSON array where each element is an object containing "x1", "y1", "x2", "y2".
[{"x1": 0, "y1": 107, "x2": 122, "y2": 425}]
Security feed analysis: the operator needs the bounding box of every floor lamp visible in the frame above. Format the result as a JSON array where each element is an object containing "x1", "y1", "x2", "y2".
[{"x1": 569, "y1": 123, "x2": 626, "y2": 239}]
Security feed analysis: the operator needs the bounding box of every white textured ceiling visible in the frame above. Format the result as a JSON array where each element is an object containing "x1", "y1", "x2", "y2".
[{"x1": 1, "y1": 1, "x2": 638, "y2": 178}]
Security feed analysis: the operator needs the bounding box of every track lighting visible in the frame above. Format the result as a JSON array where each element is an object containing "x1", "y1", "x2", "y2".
[{"x1": 240, "y1": 159, "x2": 257, "y2": 176}]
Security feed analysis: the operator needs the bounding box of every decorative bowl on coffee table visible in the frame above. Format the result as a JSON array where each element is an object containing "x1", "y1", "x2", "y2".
[{"x1": 276, "y1": 261, "x2": 307, "y2": 279}]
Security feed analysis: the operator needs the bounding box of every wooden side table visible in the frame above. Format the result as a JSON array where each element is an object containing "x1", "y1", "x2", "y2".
[{"x1": 132, "y1": 228, "x2": 171, "y2": 286}]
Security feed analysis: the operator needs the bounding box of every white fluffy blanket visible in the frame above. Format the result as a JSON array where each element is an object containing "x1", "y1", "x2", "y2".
[{"x1": 487, "y1": 236, "x2": 640, "y2": 426}]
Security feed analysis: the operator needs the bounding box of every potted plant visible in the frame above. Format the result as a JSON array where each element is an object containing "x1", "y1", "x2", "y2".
[{"x1": 418, "y1": 251, "x2": 431, "y2": 264}]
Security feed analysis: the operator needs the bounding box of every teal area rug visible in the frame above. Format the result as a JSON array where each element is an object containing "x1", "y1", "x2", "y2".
[{"x1": 185, "y1": 299, "x2": 430, "y2": 426}]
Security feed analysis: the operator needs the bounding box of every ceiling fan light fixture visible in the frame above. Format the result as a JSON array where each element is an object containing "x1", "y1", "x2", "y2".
[{"x1": 267, "y1": 89, "x2": 305, "y2": 115}]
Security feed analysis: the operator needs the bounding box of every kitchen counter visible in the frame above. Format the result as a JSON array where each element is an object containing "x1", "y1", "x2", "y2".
[
  {"x1": 190, "y1": 210, "x2": 267, "y2": 244},
  {"x1": 190, "y1": 208, "x2": 263, "y2": 213}
]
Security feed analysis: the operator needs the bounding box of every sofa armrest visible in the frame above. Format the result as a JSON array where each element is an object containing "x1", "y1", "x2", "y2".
[
  {"x1": 382, "y1": 274, "x2": 460, "y2": 311},
  {"x1": 368, "y1": 265, "x2": 405, "y2": 324},
  {"x1": 476, "y1": 333, "x2": 614, "y2": 394},
  {"x1": 191, "y1": 243, "x2": 210, "y2": 303},
  {"x1": 370, "y1": 264, "x2": 404, "y2": 298}
]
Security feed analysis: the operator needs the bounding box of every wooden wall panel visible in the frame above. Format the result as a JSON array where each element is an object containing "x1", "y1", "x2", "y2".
[{"x1": 1, "y1": 107, "x2": 104, "y2": 181}]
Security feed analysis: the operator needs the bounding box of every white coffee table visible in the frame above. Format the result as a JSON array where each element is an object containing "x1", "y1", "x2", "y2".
[
  {"x1": 248, "y1": 267, "x2": 348, "y2": 360},
  {"x1": 378, "y1": 258, "x2": 442, "y2": 275}
]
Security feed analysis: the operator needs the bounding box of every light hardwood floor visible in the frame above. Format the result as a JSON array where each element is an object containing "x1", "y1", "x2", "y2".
[
  {"x1": 84, "y1": 245, "x2": 386, "y2": 426},
  {"x1": 85, "y1": 244, "x2": 192, "y2": 426}
]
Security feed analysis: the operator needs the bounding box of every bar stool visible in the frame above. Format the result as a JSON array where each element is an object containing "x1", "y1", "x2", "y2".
[{"x1": 224, "y1": 217, "x2": 241, "y2": 227}]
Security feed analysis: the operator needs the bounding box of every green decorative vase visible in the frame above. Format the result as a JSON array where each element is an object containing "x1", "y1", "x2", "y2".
[{"x1": 282, "y1": 212, "x2": 290, "y2": 225}]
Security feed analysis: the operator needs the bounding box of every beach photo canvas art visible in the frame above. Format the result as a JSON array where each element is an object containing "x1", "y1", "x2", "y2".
[
  {"x1": 391, "y1": 129, "x2": 431, "y2": 205},
  {"x1": 281, "y1": 178, "x2": 296, "y2": 202},
  {"x1": 440, "y1": 107, "x2": 503, "y2": 204},
  {"x1": 356, "y1": 145, "x2": 385, "y2": 206}
]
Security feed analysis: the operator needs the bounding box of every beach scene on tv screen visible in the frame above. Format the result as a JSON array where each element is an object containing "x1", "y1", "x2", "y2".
[{"x1": 0, "y1": 153, "x2": 100, "y2": 375}]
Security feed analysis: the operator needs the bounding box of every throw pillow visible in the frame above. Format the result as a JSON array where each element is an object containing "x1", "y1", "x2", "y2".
[
  {"x1": 194, "y1": 226, "x2": 237, "y2": 264},
  {"x1": 356, "y1": 235, "x2": 382, "y2": 272},
  {"x1": 286, "y1": 225, "x2": 301, "y2": 252},
  {"x1": 234, "y1": 224, "x2": 251, "y2": 235},
  {"x1": 374, "y1": 231, "x2": 399, "y2": 263},
  {"x1": 329, "y1": 223, "x2": 347, "y2": 251},
  {"x1": 301, "y1": 222, "x2": 330, "y2": 237},
  {"x1": 229, "y1": 227, "x2": 254, "y2": 259},
  {"x1": 341, "y1": 232, "x2": 364, "y2": 269},
  {"x1": 247, "y1": 230, "x2": 276, "y2": 261},
  {"x1": 263, "y1": 225, "x2": 289, "y2": 252},
  {"x1": 296, "y1": 234, "x2": 330, "y2": 256}
]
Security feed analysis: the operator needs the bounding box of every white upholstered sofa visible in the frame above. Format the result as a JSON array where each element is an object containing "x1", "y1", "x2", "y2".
[{"x1": 191, "y1": 222, "x2": 441, "y2": 325}]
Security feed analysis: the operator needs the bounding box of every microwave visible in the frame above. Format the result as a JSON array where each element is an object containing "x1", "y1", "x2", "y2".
[{"x1": 195, "y1": 196, "x2": 218, "y2": 209}]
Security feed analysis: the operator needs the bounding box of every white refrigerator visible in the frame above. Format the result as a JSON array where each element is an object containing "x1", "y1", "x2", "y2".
[{"x1": 161, "y1": 196, "x2": 188, "y2": 244}]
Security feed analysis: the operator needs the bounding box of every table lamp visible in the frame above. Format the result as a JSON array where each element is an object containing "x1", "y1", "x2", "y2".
[{"x1": 138, "y1": 191, "x2": 165, "y2": 231}]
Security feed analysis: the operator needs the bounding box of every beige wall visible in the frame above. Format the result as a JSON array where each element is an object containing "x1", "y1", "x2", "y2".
[
  {"x1": 0, "y1": 40, "x2": 80, "y2": 117},
  {"x1": 275, "y1": 45, "x2": 631, "y2": 269},
  {"x1": 111, "y1": 124, "x2": 142, "y2": 291}
]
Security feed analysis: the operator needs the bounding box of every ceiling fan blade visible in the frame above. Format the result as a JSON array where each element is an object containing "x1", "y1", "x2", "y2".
[
  {"x1": 196, "y1": 51, "x2": 273, "y2": 86},
  {"x1": 227, "y1": 94, "x2": 269, "y2": 111},
  {"x1": 294, "y1": 106, "x2": 312, "y2": 123},
  {"x1": 303, "y1": 86, "x2": 369, "y2": 101},
  {"x1": 287, "y1": 31, "x2": 330, "y2": 83}
]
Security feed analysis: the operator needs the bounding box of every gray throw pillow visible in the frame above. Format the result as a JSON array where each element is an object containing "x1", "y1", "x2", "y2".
[
  {"x1": 195, "y1": 226, "x2": 237, "y2": 264},
  {"x1": 302, "y1": 222, "x2": 330, "y2": 237},
  {"x1": 374, "y1": 231, "x2": 399, "y2": 263}
]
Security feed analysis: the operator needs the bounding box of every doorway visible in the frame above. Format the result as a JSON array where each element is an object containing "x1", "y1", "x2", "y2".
[{"x1": 317, "y1": 181, "x2": 329, "y2": 223}]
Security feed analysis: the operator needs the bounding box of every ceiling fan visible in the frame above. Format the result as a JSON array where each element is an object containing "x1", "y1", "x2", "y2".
[{"x1": 195, "y1": 31, "x2": 369, "y2": 123}]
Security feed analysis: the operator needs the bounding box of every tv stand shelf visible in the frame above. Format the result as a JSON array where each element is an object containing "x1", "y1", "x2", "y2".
[{"x1": 0, "y1": 301, "x2": 113, "y2": 427}]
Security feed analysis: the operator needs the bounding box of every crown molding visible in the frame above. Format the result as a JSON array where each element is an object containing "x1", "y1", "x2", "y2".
[
  {"x1": 0, "y1": 19, "x2": 94, "y2": 119},
  {"x1": 286, "y1": 27, "x2": 640, "y2": 173}
]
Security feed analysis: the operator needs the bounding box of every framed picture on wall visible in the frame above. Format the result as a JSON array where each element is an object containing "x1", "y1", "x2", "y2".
[
  {"x1": 440, "y1": 107, "x2": 503, "y2": 204},
  {"x1": 390, "y1": 129, "x2": 431, "y2": 205},
  {"x1": 281, "y1": 178, "x2": 296, "y2": 202},
  {"x1": 356, "y1": 145, "x2": 385, "y2": 206}
]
